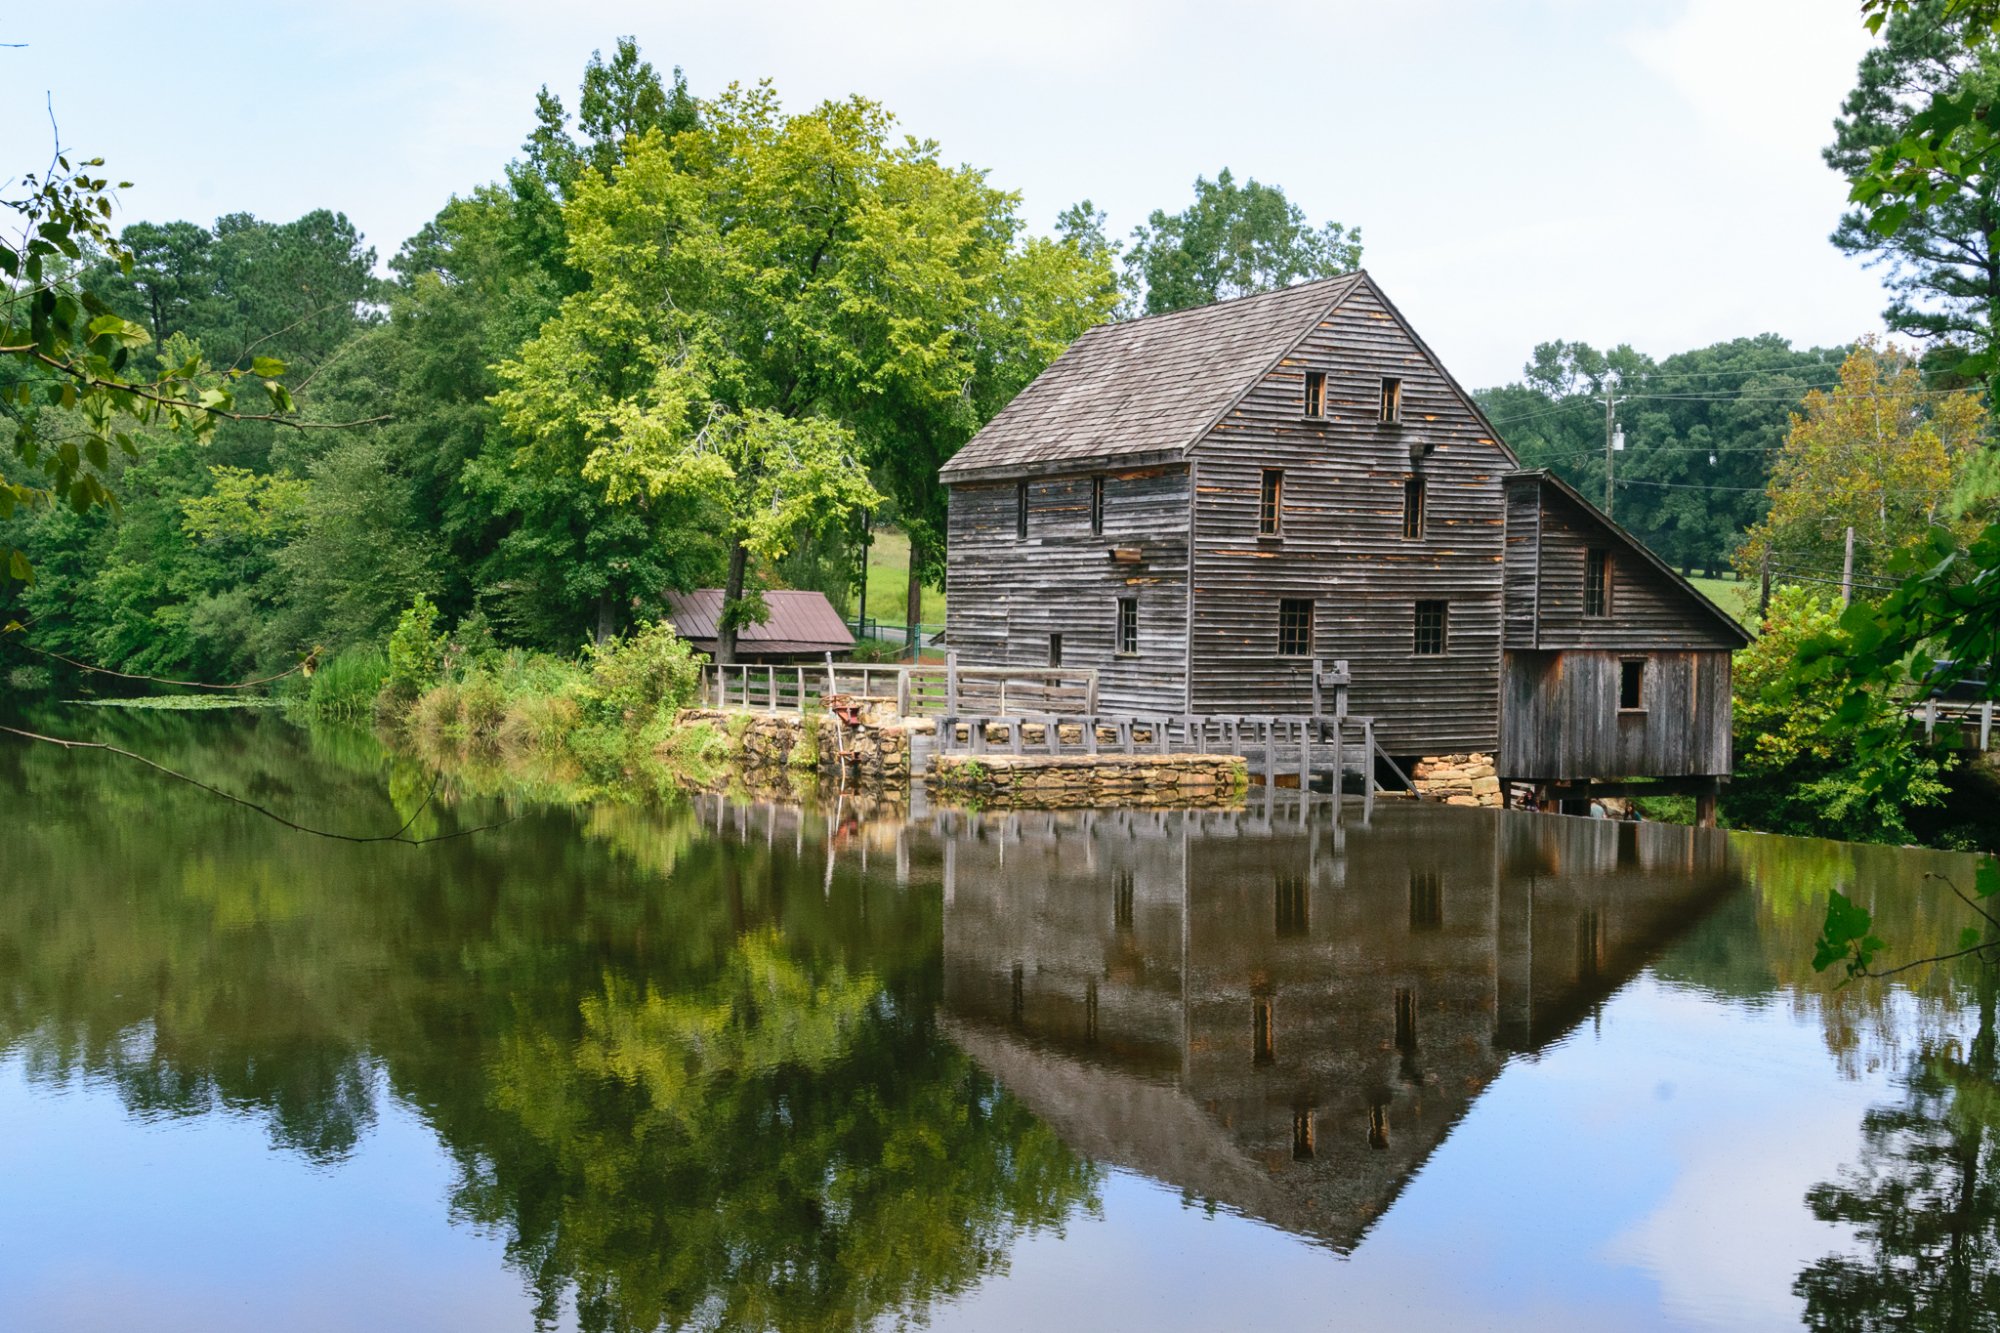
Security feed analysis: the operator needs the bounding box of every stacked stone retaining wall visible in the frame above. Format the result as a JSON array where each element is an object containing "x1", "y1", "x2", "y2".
[
  {"x1": 1411, "y1": 752, "x2": 1504, "y2": 808},
  {"x1": 673, "y1": 701, "x2": 917, "y2": 790},
  {"x1": 928, "y1": 752, "x2": 1246, "y2": 809}
]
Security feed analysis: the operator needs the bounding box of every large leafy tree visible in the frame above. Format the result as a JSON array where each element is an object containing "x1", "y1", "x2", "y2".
[
  {"x1": 1123, "y1": 169, "x2": 1362, "y2": 316},
  {"x1": 1736, "y1": 340, "x2": 1986, "y2": 586},
  {"x1": 1829, "y1": 1, "x2": 2000, "y2": 365},
  {"x1": 498, "y1": 83, "x2": 1113, "y2": 661}
]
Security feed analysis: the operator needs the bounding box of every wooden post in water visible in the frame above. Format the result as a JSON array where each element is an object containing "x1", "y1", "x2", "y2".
[
  {"x1": 1330, "y1": 718, "x2": 1342, "y2": 801},
  {"x1": 1696, "y1": 784, "x2": 1719, "y2": 829}
]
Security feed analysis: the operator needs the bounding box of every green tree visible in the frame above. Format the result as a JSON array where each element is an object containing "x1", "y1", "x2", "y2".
[{"x1": 1123, "y1": 168, "x2": 1362, "y2": 316}]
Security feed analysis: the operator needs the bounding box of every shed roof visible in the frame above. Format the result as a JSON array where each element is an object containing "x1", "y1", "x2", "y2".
[
  {"x1": 664, "y1": 589, "x2": 856, "y2": 654},
  {"x1": 940, "y1": 272, "x2": 1367, "y2": 481}
]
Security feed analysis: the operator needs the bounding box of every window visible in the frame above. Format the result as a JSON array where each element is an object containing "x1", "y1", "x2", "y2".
[
  {"x1": 1115, "y1": 597, "x2": 1138, "y2": 655},
  {"x1": 1408, "y1": 870, "x2": 1442, "y2": 931},
  {"x1": 1089, "y1": 475, "x2": 1105, "y2": 535},
  {"x1": 1278, "y1": 598, "x2": 1314, "y2": 658},
  {"x1": 1413, "y1": 600, "x2": 1447, "y2": 655},
  {"x1": 1048, "y1": 633, "x2": 1063, "y2": 668},
  {"x1": 1620, "y1": 658, "x2": 1645, "y2": 710},
  {"x1": 1253, "y1": 997, "x2": 1275, "y2": 1066},
  {"x1": 1275, "y1": 872, "x2": 1308, "y2": 937},
  {"x1": 1292, "y1": 1107, "x2": 1317, "y2": 1161},
  {"x1": 1585, "y1": 548, "x2": 1611, "y2": 617},
  {"x1": 1259, "y1": 468, "x2": 1284, "y2": 536},
  {"x1": 1015, "y1": 480, "x2": 1029, "y2": 539},
  {"x1": 1380, "y1": 377, "x2": 1403, "y2": 423},
  {"x1": 1403, "y1": 476, "x2": 1426, "y2": 540},
  {"x1": 1304, "y1": 370, "x2": 1326, "y2": 418}
]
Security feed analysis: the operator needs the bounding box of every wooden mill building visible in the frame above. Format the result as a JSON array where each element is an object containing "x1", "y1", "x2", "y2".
[{"x1": 939, "y1": 272, "x2": 1749, "y2": 796}]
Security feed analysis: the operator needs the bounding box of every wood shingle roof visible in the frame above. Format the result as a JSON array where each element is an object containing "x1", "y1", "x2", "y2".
[{"x1": 939, "y1": 272, "x2": 1366, "y2": 481}]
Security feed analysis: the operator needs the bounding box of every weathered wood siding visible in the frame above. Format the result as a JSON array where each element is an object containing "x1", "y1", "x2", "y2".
[
  {"x1": 1502, "y1": 480, "x2": 1540, "y2": 649},
  {"x1": 1499, "y1": 649, "x2": 1733, "y2": 780},
  {"x1": 1188, "y1": 282, "x2": 1511, "y2": 755},
  {"x1": 944, "y1": 465, "x2": 1191, "y2": 713},
  {"x1": 1529, "y1": 483, "x2": 1744, "y2": 651}
]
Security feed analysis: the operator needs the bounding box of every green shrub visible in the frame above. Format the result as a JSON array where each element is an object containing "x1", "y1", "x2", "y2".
[
  {"x1": 458, "y1": 672, "x2": 507, "y2": 741},
  {"x1": 301, "y1": 646, "x2": 388, "y2": 718},
  {"x1": 5, "y1": 665, "x2": 53, "y2": 693},
  {"x1": 410, "y1": 680, "x2": 463, "y2": 743},
  {"x1": 581, "y1": 620, "x2": 703, "y2": 725},
  {"x1": 384, "y1": 594, "x2": 446, "y2": 703}
]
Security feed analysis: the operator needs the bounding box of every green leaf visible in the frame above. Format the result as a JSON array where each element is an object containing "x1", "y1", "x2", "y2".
[
  {"x1": 1812, "y1": 890, "x2": 1876, "y2": 974},
  {"x1": 7, "y1": 550, "x2": 31, "y2": 581},
  {"x1": 249, "y1": 356, "x2": 287, "y2": 379}
]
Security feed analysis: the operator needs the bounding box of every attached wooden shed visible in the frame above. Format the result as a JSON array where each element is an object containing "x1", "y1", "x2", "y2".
[{"x1": 1499, "y1": 471, "x2": 1750, "y2": 785}]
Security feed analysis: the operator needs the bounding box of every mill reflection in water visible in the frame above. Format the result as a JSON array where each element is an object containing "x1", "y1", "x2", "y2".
[{"x1": 929, "y1": 799, "x2": 1741, "y2": 1251}]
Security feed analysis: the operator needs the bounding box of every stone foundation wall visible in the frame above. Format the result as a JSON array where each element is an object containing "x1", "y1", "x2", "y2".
[
  {"x1": 673, "y1": 701, "x2": 914, "y2": 790},
  {"x1": 928, "y1": 752, "x2": 1246, "y2": 810},
  {"x1": 1411, "y1": 752, "x2": 1504, "y2": 808}
]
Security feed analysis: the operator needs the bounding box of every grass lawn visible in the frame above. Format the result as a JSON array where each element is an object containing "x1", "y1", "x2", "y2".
[
  {"x1": 858, "y1": 527, "x2": 947, "y2": 626},
  {"x1": 1689, "y1": 574, "x2": 1756, "y2": 627}
]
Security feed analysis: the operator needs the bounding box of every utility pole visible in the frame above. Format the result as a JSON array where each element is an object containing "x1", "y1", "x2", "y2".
[
  {"x1": 1602, "y1": 378, "x2": 1622, "y2": 519},
  {"x1": 1841, "y1": 525, "x2": 1856, "y2": 607},
  {"x1": 1759, "y1": 548, "x2": 1771, "y2": 621}
]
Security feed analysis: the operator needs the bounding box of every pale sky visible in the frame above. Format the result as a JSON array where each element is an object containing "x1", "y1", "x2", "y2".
[{"x1": 2, "y1": 0, "x2": 1886, "y2": 388}]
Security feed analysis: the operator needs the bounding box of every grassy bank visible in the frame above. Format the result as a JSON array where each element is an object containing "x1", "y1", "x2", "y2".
[{"x1": 859, "y1": 527, "x2": 947, "y2": 626}]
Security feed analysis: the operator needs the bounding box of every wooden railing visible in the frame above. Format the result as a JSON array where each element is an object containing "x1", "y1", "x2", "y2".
[
  {"x1": 698, "y1": 653, "x2": 1098, "y2": 718},
  {"x1": 931, "y1": 712, "x2": 1393, "y2": 788}
]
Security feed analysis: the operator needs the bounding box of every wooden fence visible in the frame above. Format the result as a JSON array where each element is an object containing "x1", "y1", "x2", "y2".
[
  {"x1": 1913, "y1": 697, "x2": 1996, "y2": 752},
  {"x1": 699, "y1": 654, "x2": 1098, "y2": 718}
]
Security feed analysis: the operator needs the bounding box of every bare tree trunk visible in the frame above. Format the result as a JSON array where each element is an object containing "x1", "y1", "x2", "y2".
[{"x1": 719, "y1": 540, "x2": 748, "y2": 666}]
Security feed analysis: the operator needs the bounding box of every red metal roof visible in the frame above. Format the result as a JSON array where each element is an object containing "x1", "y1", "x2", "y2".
[{"x1": 664, "y1": 589, "x2": 856, "y2": 655}]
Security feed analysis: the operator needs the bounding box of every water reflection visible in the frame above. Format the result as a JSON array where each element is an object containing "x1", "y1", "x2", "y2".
[{"x1": 934, "y1": 802, "x2": 1741, "y2": 1252}]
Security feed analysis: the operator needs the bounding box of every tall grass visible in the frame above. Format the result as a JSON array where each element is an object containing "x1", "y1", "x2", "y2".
[{"x1": 292, "y1": 647, "x2": 389, "y2": 719}]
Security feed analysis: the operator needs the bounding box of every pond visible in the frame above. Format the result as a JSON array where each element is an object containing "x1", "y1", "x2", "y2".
[{"x1": 1, "y1": 708, "x2": 1994, "y2": 1331}]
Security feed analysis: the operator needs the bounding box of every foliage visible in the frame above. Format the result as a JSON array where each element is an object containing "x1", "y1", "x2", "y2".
[
  {"x1": 1122, "y1": 168, "x2": 1362, "y2": 316},
  {"x1": 297, "y1": 645, "x2": 388, "y2": 719},
  {"x1": 384, "y1": 593, "x2": 446, "y2": 702},
  {"x1": 1828, "y1": 2, "x2": 2000, "y2": 369},
  {"x1": 578, "y1": 618, "x2": 703, "y2": 726},
  {"x1": 1731, "y1": 587, "x2": 1951, "y2": 843},
  {"x1": 1474, "y1": 335, "x2": 1849, "y2": 576},
  {"x1": 1736, "y1": 340, "x2": 1986, "y2": 584}
]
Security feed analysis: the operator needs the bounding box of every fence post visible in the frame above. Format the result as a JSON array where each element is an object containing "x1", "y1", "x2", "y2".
[
  {"x1": 1983, "y1": 700, "x2": 1993, "y2": 753},
  {"x1": 795, "y1": 666, "x2": 805, "y2": 711},
  {"x1": 825, "y1": 651, "x2": 836, "y2": 699},
  {"x1": 1311, "y1": 658, "x2": 1323, "y2": 718},
  {"x1": 766, "y1": 665, "x2": 777, "y2": 715},
  {"x1": 897, "y1": 669, "x2": 911, "y2": 718},
  {"x1": 1925, "y1": 697, "x2": 1937, "y2": 743},
  {"x1": 946, "y1": 651, "x2": 960, "y2": 714},
  {"x1": 1330, "y1": 718, "x2": 1343, "y2": 800},
  {"x1": 1299, "y1": 721, "x2": 1312, "y2": 792},
  {"x1": 1086, "y1": 670, "x2": 1098, "y2": 715}
]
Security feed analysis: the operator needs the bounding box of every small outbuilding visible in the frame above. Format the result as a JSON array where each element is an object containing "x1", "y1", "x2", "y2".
[{"x1": 664, "y1": 589, "x2": 855, "y2": 663}]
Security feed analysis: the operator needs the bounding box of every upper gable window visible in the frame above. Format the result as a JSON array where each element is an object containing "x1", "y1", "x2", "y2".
[
  {"x1": 1380, "y1": 377, "x2": 1403, "y2": 424},
  {"x1": 1585, "y1": 548, "x2": 1611, "y2": 617},
  {"x1": 1303, "y1": 371, "x2": 1326, "y2": 419},
  {"x1": 1015, "y1": 481, "x2": 1029, "y2": 540},
  {"x1": 1090, "y1": 475, "x2": 1105, "y2": 535},
  {"x1": 1259, "y1": 469, "x2": 1284, "y2": 537},
  {"x1": 1402, "y1": 477, "x2": 1426, "y2": 540}
]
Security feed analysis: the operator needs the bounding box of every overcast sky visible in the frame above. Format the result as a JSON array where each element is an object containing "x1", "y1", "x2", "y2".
[{"x1": 3, "y1": 0, "x2": 1885, "y2": 388}]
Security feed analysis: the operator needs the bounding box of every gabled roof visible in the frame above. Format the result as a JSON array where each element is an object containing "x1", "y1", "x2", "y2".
[
  {"x1": 1509, "y1": 470, "x2": 1753, "y2": 646},
  {"x1": 664, "y1": 589, "x2": 856, "y2": 654},
  {"x1": 940, "y1": 273, "x2": 1366, "y2": 480}
]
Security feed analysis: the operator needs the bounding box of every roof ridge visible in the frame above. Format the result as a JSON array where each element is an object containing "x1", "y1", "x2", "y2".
[{"x1": 1106, "y1": 269, "x2": 1365, "y2": 329}]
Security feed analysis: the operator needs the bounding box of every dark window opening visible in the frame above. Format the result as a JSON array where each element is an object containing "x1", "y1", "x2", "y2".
[
  {"x1": 1304, "y1": 370, "x2": 1326, "y2": 418},
  {"x1": 1259, "y1": 468, "x2": 1284, "y2": 536},
  {"x1": 1409, "y1": 870, "x2": 1442, "y2": 931},
  {"x1": 1292, "y1": 1108, "x2": 1317, "y2": 1161},
  {"x1": 1015, "y1": 481, "x2": 1029, "y2": 539},
  {"x1": 1048, "y1": 634, "x2": 1063, "y2": 668},
  {"x1": 1380, "y1": 377, "x2": 1403, "y2": 424},
  {"x1": 1394, "y1": 987, "x2": 1418, "y2": 1053},
  {"x1": 1275, "y1": 872, "x2": 1309, "y2": 937},
  {"x1": 1620, "y1": 658, "x2": 1645, "y2": 710},
  {"x1": 1414, "y1": 600, "x2": 1447, "y2": 655},
  {"x1": 1116, "y1": 597, "x2": 1138, "y2": 655},
  {"x1": 1278, "y1": 598, "x2": 1314, "y2": 658},
  {"x1": 1253, "y1": 998, "x2": 1275, "y2": 1066},
  {"x1": 1403, "y1": 476, "x2": 1426, "y2": 540},
  {"x1": 1585, "y1": 548, "x2": 1611, "y2": 617},
  {"x1": 1090, "y1": 475, "x2": 1105, "y2": 535}
]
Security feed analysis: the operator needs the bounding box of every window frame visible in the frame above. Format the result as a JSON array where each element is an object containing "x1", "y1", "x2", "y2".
[
  {"x1": 1585, "y1": 547, "x2": 1612, "y2": 618},
  {"x1": 1258, "y1": 468, "x2": 1284, "y2": 537},
  {"x1": 1048, "y1": 633, "x2": 1063, "y2": 668},
  {"x1": 1619, "y1": 657, "x2": 1646, "y2": 712},
  {"x1": 1015, "y1": 480, "x2": 1029, "y2": 540},
  {"x1": 1380, "y1": 376, "x2": 1403, "y2": 425},
  {"x1": 1277, "y1": 597, "x2": 1314, "y2": 659},
  {"x1": 1413, "y1": 599, "x2": 1447, "y2": 656},
  {"x1": 1303, "y1": 370, "x2": 1327, "y2": 419},
  {"x1": 1115, "y1": 596, "x2": 1138, "y2": 657},
  {"x1": 1089, "y1": 475, "x2": 1105, "y2": 535},
  {"x1": 1402, "y1": 475, "x2": 1427, "y2": 540}
]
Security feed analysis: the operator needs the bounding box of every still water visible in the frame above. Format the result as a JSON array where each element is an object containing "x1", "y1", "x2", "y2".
[{"x1": 1, "y1": 709, "x2": 1994, "y2": 1331}]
